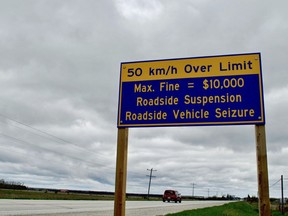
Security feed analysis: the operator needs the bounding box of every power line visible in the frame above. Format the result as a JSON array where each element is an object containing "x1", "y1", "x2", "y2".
[
  {"x1": 0, "y1": 113, "x2": 70, "y2": 144},
  {"x1": 269, "y1": 179, "x2": 281, "y2": 188},
  {"x1": 0, "y1": 131, "x2": 145, "y2": 179},
  {"x1": 0, "y1": 132, "x2": 114, "y2": 170},
  {"x1": 0, "y1": 113, "x2": 113, "y2": 163}
]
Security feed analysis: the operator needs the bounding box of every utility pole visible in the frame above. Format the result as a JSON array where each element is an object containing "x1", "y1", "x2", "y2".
[
  {"x1": 146, "y1": 168, "x2": 157, "y2": 199},
  {"x1": 192, "y1": 183, "x2": 196, "y2": 197},
  {"x1": 281, "y1": 175, "x2": 284, "y2": 215}
]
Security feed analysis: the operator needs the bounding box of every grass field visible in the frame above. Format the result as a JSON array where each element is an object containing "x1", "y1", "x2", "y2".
[
  {"x1": 0, "y1": 188, "x2": 161, "y2": 201},
  {"x1": 0, "y1": 189, "x2": 115, "y2": 200},
  {"x1": 166, "y1": 201, "x2": 288, "y2": 216}
]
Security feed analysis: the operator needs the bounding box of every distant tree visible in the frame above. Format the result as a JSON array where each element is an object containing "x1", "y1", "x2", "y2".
[
  {"x1": 246, "y1": 194, "x2": 258, "y2": 203},
  {"x1": 247, "y1": 194, "x2": 251, "y2": 201},
  {"x1": 0, "y1": 179, "x2": 27, "y2": 190}
]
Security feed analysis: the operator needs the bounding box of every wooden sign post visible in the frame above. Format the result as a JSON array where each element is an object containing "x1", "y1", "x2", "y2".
[
  {"x1": 114, "y1": 128, "x2": 129, "y2": 216},
  {"x1": 255, "y1": 125, "x2": 270, "y2": 216},
  {"x1": 116, "y1": 53, "x2": 270, "y2": 215}
]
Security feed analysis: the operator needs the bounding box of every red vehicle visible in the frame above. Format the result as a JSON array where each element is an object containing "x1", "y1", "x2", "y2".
[{"x1": 162, "y1": 190, "x2": 181, "y2": 203}]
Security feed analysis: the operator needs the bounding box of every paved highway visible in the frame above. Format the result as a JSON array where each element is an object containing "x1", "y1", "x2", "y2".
[{"x1": 0, "y1": 199, "x2": 231, "y2": 216}]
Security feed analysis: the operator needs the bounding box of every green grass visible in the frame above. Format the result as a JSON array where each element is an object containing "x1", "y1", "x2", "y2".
[
  {"x1": 0, "y1": 188, "x2": 158, "y2": 201},
  {"x1": 166, "y1": 201, "x2": 288, "y2": 216},
  {"x1": 0, "y1": 189, "x2": 114, "y2": 200}
]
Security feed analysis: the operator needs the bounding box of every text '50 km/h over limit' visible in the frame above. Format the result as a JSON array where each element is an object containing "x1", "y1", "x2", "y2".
[
  {"x1": 118, "y1": 53, "x2": 265, "y2": 127},
  {"x1": 125, "y1": 60, "x2": 253, "y2": 80}
]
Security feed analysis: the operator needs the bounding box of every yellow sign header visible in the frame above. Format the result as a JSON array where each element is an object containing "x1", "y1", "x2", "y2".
[{"x1": 121, "y1": 53, "x2": 261, "y2": 82}]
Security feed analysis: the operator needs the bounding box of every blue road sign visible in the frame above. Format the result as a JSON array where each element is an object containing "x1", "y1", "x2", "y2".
[{"x1": 117, "y1": 53, "x2": 265, "y2": 127}]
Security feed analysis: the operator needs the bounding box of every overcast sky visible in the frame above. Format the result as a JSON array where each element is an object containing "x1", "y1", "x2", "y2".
[{"x1": 0, "y1": 0, "x2": 287, "y2": 198}]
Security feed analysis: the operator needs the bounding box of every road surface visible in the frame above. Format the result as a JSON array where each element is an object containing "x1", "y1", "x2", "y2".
[{"x1": 0, "y1": 199, "x2": 231, "y2": 216}]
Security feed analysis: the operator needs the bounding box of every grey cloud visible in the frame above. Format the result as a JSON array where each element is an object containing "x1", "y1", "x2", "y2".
[{"x1": 0, "y1": 0, "x2": 287, "y2": 198}]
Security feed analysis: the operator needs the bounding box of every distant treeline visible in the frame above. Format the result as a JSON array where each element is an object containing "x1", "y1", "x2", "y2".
[
  {"x1": 29, "y1": 188, "x2": 239, "y2": 201},
  {"x1": 0, "y1": 179, "x2": 27, "y2": 190}
]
